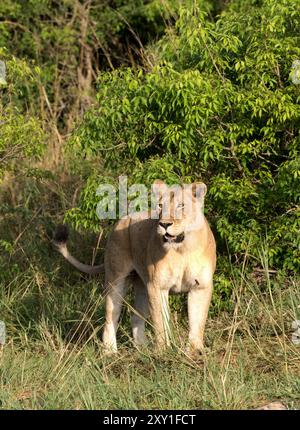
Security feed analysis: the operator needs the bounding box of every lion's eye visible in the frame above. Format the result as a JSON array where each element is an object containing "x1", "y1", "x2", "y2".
[{"x1": 177, "y1": 203, "x2": 184, "y2": 209}]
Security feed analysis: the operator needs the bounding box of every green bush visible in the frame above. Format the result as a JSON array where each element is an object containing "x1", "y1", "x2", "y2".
[
  {"x1": 69, "y1": 0, "x2": 300, "y2": 281},
  {"x1": 0, "y1": 0, "x2": 192, "y2": 131},
  {"x1": 0, "y1": 49, "x2": 45, "y2": 180}
]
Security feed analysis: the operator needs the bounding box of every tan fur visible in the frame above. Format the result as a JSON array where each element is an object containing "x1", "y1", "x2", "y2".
[{"x1": 56, "y1": 180, "x2": 216, "y2": 354}]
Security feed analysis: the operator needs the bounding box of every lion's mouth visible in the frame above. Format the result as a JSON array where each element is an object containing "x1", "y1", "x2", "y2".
[{"x1": 163, "y1": 232, "x2": 185, "y2": 244}]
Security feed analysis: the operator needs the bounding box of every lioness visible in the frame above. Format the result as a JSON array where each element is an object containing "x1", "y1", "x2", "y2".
[{"x1": 54, "y1": 180, "x2": 216, "y2": 353}]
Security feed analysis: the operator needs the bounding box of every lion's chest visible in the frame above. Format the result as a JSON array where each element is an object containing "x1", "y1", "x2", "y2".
[
  {"x1": 156, "y1": 253, "x2": 204, "y2": 293},
  {"x1": 169, "y1": 269, "x2": 200, "y2": 293}
]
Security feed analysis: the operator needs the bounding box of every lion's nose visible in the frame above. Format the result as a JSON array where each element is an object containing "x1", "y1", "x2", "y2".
[{"x1": 159, "y1": 222, "x2": 173, "y2": 230}]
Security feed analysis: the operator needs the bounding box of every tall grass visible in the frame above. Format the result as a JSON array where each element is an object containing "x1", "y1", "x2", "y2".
[{"x1": 0, "y1": 249, "x2": 299, "y2": 409}]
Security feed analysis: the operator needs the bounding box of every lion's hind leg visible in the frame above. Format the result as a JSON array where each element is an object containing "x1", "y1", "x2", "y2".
[
  {"x1": 102, "y1": 273, "x2": 130, "y2": 353},
  {"x1": 131, "y1": 275, "x2": 149, "y2": 346}
]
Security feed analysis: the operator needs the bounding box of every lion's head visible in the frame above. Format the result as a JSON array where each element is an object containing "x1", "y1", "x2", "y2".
[{"x1": 152, "y1": 180, "x2": 207, "y2": 249}]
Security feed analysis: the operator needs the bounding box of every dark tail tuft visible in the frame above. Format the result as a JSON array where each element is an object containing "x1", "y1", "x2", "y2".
[{"x1": 53, "y1": 224, "x2": 69, "y2": 244}]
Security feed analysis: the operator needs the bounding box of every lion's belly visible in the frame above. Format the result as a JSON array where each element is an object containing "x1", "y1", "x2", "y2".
[
  {"x1": 169, "y1": 282, "x2": 191, "y2": 294},
  {"x1": 169, "y1": 274, "x2": 200, "y2": 294}
]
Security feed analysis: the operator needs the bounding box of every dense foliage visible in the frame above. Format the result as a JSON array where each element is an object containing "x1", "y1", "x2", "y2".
[
  {"x1": 70, "y1": 0, "x2": 300, "y2": 284},
  {"x1": 0, "y1": 0, "x2": 299, "y2": 305},
  {"x1": 0, "y1": 0, "x2": 188, "y2": 135},
  {"x1": 1, "y1": 0, "x2": 205, "y2": 284},
  {"x1": 0, "y1": 49, "x2": 44, "y2": 180}
]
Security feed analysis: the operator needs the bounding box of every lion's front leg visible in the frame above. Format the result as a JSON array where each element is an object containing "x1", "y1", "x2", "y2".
[
  {"x1": 147, "y1": 283, "x2": 171, "y2": 350},
  {"x1": 187, "y1": 283, "x2": 213, "y2": 353}
]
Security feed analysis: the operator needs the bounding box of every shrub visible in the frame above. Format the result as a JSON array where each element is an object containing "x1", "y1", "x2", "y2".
[
  {"x1": 0, "y1": 49, "x2": 44, "y2": 180},
  {"x1": 70, "y1": 0, "x2": 300, "y2": 283}
]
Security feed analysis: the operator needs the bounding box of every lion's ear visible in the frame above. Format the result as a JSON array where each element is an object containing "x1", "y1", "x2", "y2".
[{"x1": 191, "y1": 182, "x2": 207, "y2": 199}]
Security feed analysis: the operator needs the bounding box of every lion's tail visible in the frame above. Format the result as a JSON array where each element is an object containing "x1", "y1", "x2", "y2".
[{"x1": 53, "y1": 225, "x2": 104, "y2": 275}]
